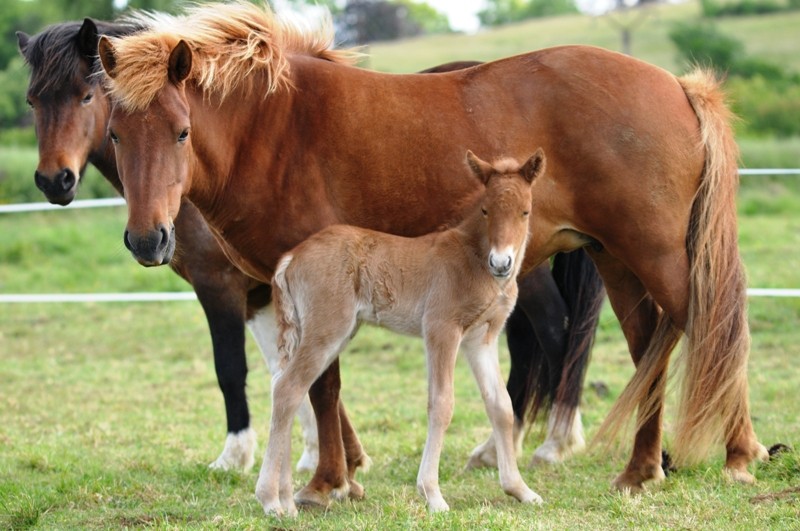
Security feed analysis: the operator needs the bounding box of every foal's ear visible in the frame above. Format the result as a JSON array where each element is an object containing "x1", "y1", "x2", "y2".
[
  {"x1": 168, "y1": 40, "x2": 193, "y2": 85},
  {"x1": 466, "y1": 150, "x2": 495, "y2": 185},
  {"x1": 16, "y1": 31, "x2": 30, "y2": 57},
  {"x1": 98, "y1": 36, "x2": 117, "y2": 78},
  {"x1": 76, "y1": 18, "x2": 99, "y2": 59},
  {"x1": 520, "y1": 148, "x2": 546, "y2": 184}
]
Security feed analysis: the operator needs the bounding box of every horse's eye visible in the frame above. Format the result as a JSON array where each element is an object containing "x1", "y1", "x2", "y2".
[
  {"x1": 109, "y1": 130, "x2": 119, "y2": 144},
  {"x1": 481, "y1": 207, "x2": 488, "y2": 217},
  {"x1": 26, "y1": 98, "x2": 33, "y2": 109},
  {"x1": 178, "y1": 129, "x2": 189, "y2": 143},
  {"x1": 522, "y1": 211, "x2": 530, "y2": 217},
  {"x1": 81, "y1": 92, "x2": 94, "y2": 104}
]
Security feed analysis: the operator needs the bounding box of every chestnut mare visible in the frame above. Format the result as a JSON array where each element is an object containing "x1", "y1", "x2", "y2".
[
  {"x1": 265, "y1": 151, "x2": 546, "y2": 515},
  {"x1": 18, "y1": 14, "x2": 603, "y2": 482},
  {"x1": 98, "y1": 1, "x2": 766, "y2": 510}
]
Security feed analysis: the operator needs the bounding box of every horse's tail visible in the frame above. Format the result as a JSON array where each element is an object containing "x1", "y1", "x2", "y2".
[
  {"x1": 546, "y1": 249, "x2": 605, "y2": 428},
  {"x1": 272, "y1": 254, "x2": 301, "y2": 369},
  {"x1": 595, "y1": 69, "x2": 750, "y2": 465},
  {"x1": 672, "y1": 68, "x2": 751, "y2": 464}
]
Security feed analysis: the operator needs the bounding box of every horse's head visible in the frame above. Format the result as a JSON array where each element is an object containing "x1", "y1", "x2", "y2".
[
  {"x1": 466, "y1": 149, "x2": 545, "y2": 279},
  {"x1": 99, "y1": 36, "x2": 194, "y2": 267},
  {"x1": 18, "y1": 19, "x2": 114, "y2": 205}
]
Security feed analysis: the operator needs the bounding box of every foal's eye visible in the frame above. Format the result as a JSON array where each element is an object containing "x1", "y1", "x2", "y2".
[
  {"x1": 109, "y1": 130, "x2": 119, "y2": 144},
  {"x1": 81, "y1": 92, "x2": 94, "y2": 104},
  {"x1": 177, "y1": 129, "x2": 189, "y2": 143},
  {"x1": 522, "y1": 211, "x2": 530, "y2": 217}
]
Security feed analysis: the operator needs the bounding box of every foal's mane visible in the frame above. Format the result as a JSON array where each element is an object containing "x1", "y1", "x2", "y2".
[
  {"x1": 21, "y1": 20, "x2": 141, "y2": 95},
  {"x1": 105, "y1": 1, "x2": 360, "y2": 111}
]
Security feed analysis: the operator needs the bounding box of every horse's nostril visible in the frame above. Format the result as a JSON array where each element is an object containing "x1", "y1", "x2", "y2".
[
  {"x1": 34, "y1": 171, "x2": 48, "y2": 191},
  {"x1": 123, "y1": 230, "x2": 133, "y2": 252},
  {"x1": 59, "y1": 169, "x2": 76, "y2": 192},
  {"x1": 158, "y1": 224, "x2": 170, "y2": 250}
]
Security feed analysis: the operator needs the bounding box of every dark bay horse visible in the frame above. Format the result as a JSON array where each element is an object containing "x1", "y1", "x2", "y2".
[
  {"x1": 97, "y1": 2, "x2": 767, "y2": 508},
  {"x1": 17, "y1": 15, "x2": 604, "y2": 482},
  {"x1": 265, "y1": 151, "x2": 546, "y2": 515}
]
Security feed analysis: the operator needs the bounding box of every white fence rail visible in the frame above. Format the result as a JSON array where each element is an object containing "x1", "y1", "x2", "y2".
[{"x1": 1, "y1": 169, "x2": 798, "y2": 302}]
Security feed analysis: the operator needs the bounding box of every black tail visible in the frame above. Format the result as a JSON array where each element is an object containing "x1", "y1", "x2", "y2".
[
  {"x1": 546, "y1": 248, "x2": 605, "y2": 426},
  {"x1": 507, "y1": 248, "x2": 605, "y2": 428}
]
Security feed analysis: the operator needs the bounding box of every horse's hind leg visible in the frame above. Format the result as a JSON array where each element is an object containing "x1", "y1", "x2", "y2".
[
  {"x1": 589, "y1": 251, "x2": 674, "y2": 493},
  {"x1": 462, "y1": 331, "x2": 541, "y2": 505},
  {"x1": 339, "y1": 399, "x2": 371, "y2": 499},
  {"x1": 295, "y1": 358, "x2": 353, "y2": 508}
]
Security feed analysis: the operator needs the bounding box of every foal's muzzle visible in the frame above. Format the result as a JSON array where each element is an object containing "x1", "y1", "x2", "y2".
[
  {"x1": 124, "y1": 223, "x2": 176, "y2": 267},
  {"x1": 488, "y1": 252, "x2": 514, "y2": 278},
  {"x1": 34, "y1": 168, "x2": 78, "y2": 205}
]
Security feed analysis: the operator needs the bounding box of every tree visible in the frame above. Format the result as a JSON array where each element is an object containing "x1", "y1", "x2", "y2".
[
  {"x1": 478, "y1": 0, "x2": 577, "y2": 27},
  {"x1": 578, "y1": 0, "x2": 669, "y2": 55}
]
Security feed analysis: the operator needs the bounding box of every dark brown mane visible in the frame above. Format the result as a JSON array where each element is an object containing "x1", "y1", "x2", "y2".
[{"x1": 21, "y1": 20, "x2": 142, "y2": 96}]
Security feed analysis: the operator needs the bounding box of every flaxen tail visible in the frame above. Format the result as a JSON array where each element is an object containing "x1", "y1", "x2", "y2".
[
  {"x1": 595, "y1": 69, "x2": 751, "y2": 465},
  {"x1": 272, "y1": 254, "x2": 301, "y2": 369}
]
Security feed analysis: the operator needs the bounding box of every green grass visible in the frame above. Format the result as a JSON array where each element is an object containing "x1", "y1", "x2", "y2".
[{"x1": 0, "y1": 166, "x2": 798, "y2": 528}]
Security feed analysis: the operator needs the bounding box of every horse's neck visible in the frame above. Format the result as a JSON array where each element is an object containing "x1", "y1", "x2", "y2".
[{"x1": 89, "y1": 140, "x2": 122, "y2": 195}]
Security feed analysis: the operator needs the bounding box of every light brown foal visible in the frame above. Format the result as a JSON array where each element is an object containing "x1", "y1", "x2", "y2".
[{"x1": 257, "y1": 150, "x2": 546, "y2": 516}]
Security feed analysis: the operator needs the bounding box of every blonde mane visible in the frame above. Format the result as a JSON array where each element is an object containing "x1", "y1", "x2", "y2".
[{"x1": 104, "y1": 1, "x2": 360, "y2": 111}]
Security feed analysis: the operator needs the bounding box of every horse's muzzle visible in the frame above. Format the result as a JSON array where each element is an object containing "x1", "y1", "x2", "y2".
[
  {"x1": 124, "y1": 223, "x2": 176, "y2": 266},
  {"x1": 34, "y1": 168, "x2": 78, "y2": 206},
  {"x1": 488, "y1": 252, "x2": 514, "y2": 278}
]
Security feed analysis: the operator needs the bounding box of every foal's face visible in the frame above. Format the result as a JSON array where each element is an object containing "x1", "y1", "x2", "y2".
[
  {"x1": 107, "y1": 84, "x2": 191, "y2": 266},
  {"x1": 18, "y1": 22, "x2": 111, "y2": 205},
  {"x1": 467, "y1": 150, "x2": 545, "y2": 279}
]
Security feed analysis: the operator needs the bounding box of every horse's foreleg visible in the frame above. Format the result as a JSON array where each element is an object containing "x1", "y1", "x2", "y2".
[
  {"x1": 191, "y1": 281, "x2": 256, "y2": 473},
  {"x1": 418, "y1": 325, "x2": 461, "y2": 513},
  {"x1": 462, "y1": 332, "x2": 542, "y2": 505}
]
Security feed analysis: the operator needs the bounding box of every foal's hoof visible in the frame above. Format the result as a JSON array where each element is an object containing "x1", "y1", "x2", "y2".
[
  {"x1": 465, "y1": 443, "x2": 497, "y2": 470},
  {"x1": 293, "y1": 485, "x2": 331, "y2": 510},
  {"x1": 723, "y1": 467, "x2": 757, "y2": 484}
]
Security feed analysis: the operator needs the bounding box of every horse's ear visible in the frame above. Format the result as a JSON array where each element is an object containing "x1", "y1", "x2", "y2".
[
  {"x1": 77, "y1": 18, "x2": 99, "y2": 59},
  {"x1": 98, "y1": 36, "x2": 117, "y2": 78},
  {"x1": 168, "y1": 40, "x2": 192, "y2": 85},
  {"x1": 466, "y1": 150, "x2": 494, "y2": 185},
  {"x1": 520, "y1": 148, "x2": 546, "y2": 184},
  {"x1": 16, "y1": 31, "x2": 30, "y2": 56}
]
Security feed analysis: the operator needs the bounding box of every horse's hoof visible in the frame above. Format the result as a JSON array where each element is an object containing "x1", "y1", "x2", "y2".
[
  {"x1": 355, "y1": 452, "x2": 373, "y2": 473},
  {"x1": 512, "y1": 486, "x2": 543, "y2": 504},
  {"x1": 295, "y1": 449, "x2": 319, "y2": 474},
  {"x1": 612, "y1": 466, "x2": 665, "y2": 495},
  {"x1": 465, "y1": 447, "x2": 497, "y2": 470},
  {"x1": 427, "y1": 499, "x2": 450, "y2": 513},
  {"x1": 209, "y1": 428, "x2": 257, "y2": 472},
  {"x1": 348, "y1": 479, "x2": 366, "y2": 500},
  {"x1": 723, "y1": 467, "x2": 757, "y2": 484},
  {"x1": 530, "y1": 444, "x2": 563, "y2": 466},
  {"x1": 293, "y1": 485, "x2": 331, "y2": 509}
]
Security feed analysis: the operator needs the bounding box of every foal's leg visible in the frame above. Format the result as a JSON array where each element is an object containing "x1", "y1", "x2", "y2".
[
  {"x1": 462, "y1": 331, "x2": 541, "y2": 505},
  {"x1": 417, "y1": 324, "x2": 461, "y2": 512},
  {"x1": 255, "y1": 341, "x2": 347, "y2": 516},
  {"x1": 247, "y1": 304, "x2": 319, "y2": 474},
  {"x1": 466, "y1": 264, "x2": 572, "y2": 470}
]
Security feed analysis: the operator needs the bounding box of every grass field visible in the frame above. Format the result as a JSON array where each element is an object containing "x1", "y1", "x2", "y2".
[
  {"x1": 1, "y1": 170, "x2": 798, "y2": 528},
  {"x1": 1, "y1": 1, "x2": 799, "y2": 527}
]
